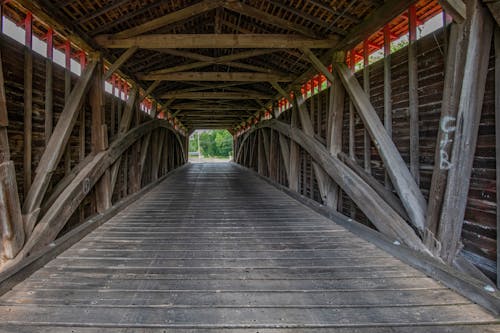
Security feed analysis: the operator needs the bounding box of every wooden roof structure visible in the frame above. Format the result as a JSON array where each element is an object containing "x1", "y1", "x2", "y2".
[{"x1": 4, "y1": 0, "x2": 441, "y2": 130}]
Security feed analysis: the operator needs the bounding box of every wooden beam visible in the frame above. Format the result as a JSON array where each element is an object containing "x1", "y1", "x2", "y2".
[
  {"x1": 90, "y1": 58, "x2": 111, "y2": 213},
  {"x1": 487, "y1": 1, "x2": 500, "y2": 27},
  {"x1": 0, "y1": 162, "x2": 25, "y2": 260},
  {"x1": 334, "y1": 62, "x2": 427, "y2": 232},
  {"x1": 363, "y1": 40, "x2": 371, "y2": 174},
  {"x1": 22, "y1": 60, "x2": 98, "y2": 236},
  {"x1": 0, "y1": 48, "x2": 24, "y2": 260},
  {"x1": 439, "y1": 0, "x2": 466, "y2": 23},
  {"x1": 151, "y1": 128, "x2": 164, "y2": 181},
  {"x1": 425, "y1": 22, "x2": 466, "y2": 250},
  {"x1": 161, "y1": 91, "x2": 272, "y2": 100},
  {"x1": 223, "y1": 1, "x2": 320, "y2": 38},
  {"x1": 64, "y1": 41, "x2": 72, "y2": 178},
  {"x1": 278, "y1": 133, "x2": 291, "y2": 182},
  {"x1": 326, "y1": 61, "x2": 345, "y2": 209},
  {"x1": 261, "y1": 129, "x2": 272, "y2": 175},
  {"x1": 114, "y1": 0, "x2": 224, "y2": 39},
  {"x1": 408, "y1": 5, "x2": 420, "y2": 184},
  {"x1": 15, "y1": 120, "x2": 182, "y2": 258},
  {"x1": 95, "y1": 34, "x2": 339, "y2": 49},
  {"x1": 327, "y1": 59, "x2": 345, "y2": 156},
  {"x1": 294, "y1": 93, "x2": 337, "y2": 208},
  {"x1": 138, "y1": 131, "x2": 152, "y2": 185},
  {"x1": 270, "y1": 81, "x2": 292, "y2": 104},
  {"x1": 339, "y1": 152, "x2": 409, "y2": 221},
  {"x1": 338, "y1": 0, "x2": 418, "y2": 50},
  {"x1": 495, "y1": 26, "x2": 500, "y2": 289},
  {"x1": 438, "y1": 0, "x2": 494, "y2": 263},
  {"x1": 171, "y1": 104, "x2": 258, "y2": 111},
  {"x1": 44, "y1": 29, "x2": 53, "y2": 145},
  {"x1": 139, "y1": 72, "x2": 293, "y2": 82},
  {"x1": 24, "y1": 31, "x2": 33, "y2": 198},
  {"x1": 141, "y1": 80, "x2": 161, "y2": 102},
  {"x1": 110, "y1": 85, "x2": 139, "y2": 195},
  {"x1": 300, "y1": 48, "x2": 334, "y2": 83},
  {"x1": 150, "y1": 49, "x2": 280, "y2": 75},
  {"x1": 285, "y1": 99, "x2": 300, "y2": 192},
  {"x1": 383, "y1": 25, "x2": 392, "y2": 189},
  {"x1": 104, "y1": 47, "x2": 138, "y2": 81},
  {"x1": 241, "y1": 120, "x2": 428, "y2": 253}
]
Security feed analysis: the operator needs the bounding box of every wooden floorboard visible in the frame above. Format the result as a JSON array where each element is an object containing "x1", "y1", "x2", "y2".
[{"x1": 0, "y1": 163, "x2": 498, "y2": 331}]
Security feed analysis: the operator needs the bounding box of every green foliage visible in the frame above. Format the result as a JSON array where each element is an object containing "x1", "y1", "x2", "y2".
[{"x1": 189, "y1": 130, "x2": 233, "y2": 158}]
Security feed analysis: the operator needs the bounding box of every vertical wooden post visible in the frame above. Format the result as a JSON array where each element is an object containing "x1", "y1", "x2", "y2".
[
  {"x1": 327, "y1": 52, "x2": 345, "y2": 210},
  {"x1": 363, "y1": 39, "x2": 371, "y2": 173},
  {"x1": 110, "y1": 76, "x2": 116, "y2": 138},
  {"x1": 64, "y1": 40, "x2": 72, "y2": 176},
  {"x1": 289, "y1": 96, "x2": 300, "y2": 192},
  {"x1": 408, "y1": 4, "x2": 420, "y2": 184},
  {"x1": 90, "y1": 54, "x2": 111, "y2": 212},
  {"x1": 348, "y1": 50, "x2": 355, "y2": 160},
  {"x1": 294, "y1": 91, "x2": 336, "y2": 207},
  {"x1": 44, "y1": 29, "x2": 53, "y2": 145},
  {"x1": 261, "y1": 128, "x2": 271, "y2": 176},
  {"x1": 117, "y1": 79, "x2": 122, "y2": 127},
  {"x1": 425, "y1": 22, "x2": 466, "y2": 249},
  {"x1": 494, "y1": 27, "x2": 500, "y2": 288},
  {"x1": 23, "y1": 12, "x2": 33, "y2": 197},
  {"x1": 348, "y1": 50, "x2": 356, "y2": 218},
  {"x1": 278, "y1": 133, "x2": 291, "y2": 183},
  {"x1": 437, "y1": 0, "x2": 494, "y2": 263},
  {"x1": 79, "y1": 53, "x2": 86, "y2": 163},
  {"x1": 0, "y1": 40, "x2": 24, "y2": 259},
  {"x1": 383, "y1": 25, "x2": 392, "y2": 189},
  {"x1": 257, "y1": 131, "x2": 265, "y2": 175}
]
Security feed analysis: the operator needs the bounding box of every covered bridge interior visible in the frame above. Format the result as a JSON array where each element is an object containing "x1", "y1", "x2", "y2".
[{"x1": 0, "y1": 0, "x2": 500, "y2": 331}]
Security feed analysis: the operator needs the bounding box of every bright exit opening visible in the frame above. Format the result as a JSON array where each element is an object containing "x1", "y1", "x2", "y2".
[{"x1": 189, "y1": 130, "x2": 233, "y2": 163}]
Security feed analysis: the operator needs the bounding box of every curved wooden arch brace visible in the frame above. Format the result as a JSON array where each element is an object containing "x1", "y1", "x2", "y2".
[
  {"x1": 236, "y1": 120, "x2": 429, "y2": 254},
  {"x1": 12, "y1": 120, "x2": 185, "y2": 262}
]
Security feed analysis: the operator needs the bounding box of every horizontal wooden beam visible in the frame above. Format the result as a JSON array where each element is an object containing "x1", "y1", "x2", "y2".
[
  {"x1": 138, "y1": 72, "x2": 293, "y2": 82},
  {"x1": 161, "y1": 91, "x2": 272, "y2": 100},
  {"x1": 95, "y1": 34, "x2": 339, "y2": 49},
  {"x1": 172, "y1": 106, "x2": 258, "y2": 112}
]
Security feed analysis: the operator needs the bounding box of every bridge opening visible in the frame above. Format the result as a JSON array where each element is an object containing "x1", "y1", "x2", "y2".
[{"x1": 188, "y1": 129, "x2": 233, "y2": 162}]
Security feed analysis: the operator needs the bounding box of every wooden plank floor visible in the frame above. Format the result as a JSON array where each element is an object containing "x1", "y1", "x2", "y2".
[{"x1": 0, "y1": 163, "x2": 498, "y2": 332}]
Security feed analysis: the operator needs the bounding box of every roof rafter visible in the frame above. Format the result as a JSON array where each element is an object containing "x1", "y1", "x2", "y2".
[
  {"x1": 95, "y1": 34, "x2": 339, "y2": 49},
  {"x1": 137, "y1": 72, "x2": 294, "y2": 82},
  {"x1": 113, "y1": 0, "x2": 225, "y2": 39}
]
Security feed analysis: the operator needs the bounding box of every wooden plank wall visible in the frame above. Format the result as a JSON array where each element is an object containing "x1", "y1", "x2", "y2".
[
  {"x1": 1, "y1": 33, "x2": 185, "y2": 243},
  {"x1": 236, "y1": 27, "x2": 497, "y2": 282}
]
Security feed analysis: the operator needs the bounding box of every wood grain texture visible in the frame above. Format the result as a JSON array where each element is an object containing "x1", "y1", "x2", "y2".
[{"x1": 0, "y1": 163, "x2": 497, "y2": 331}]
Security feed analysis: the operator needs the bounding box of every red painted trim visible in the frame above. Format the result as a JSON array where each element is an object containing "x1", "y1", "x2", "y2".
[
  {"x1": 46, "y1": 28, "x2": 53, "y2": 59},
  {"x1": 79, "y1": 51, "x2": 86, "y2": 70},
  {"x1": 384, "y1": 25, "x2": 391, "y2": 57},
  {"x1": 363, "y1": 39, "x2": 370, "y2": 67},
  {"x1": 24, "y1": 12, "x2": 32, "y2": 49},
  {"x1": 409, "y1": 4, "x2": 417, "y2": 42}
]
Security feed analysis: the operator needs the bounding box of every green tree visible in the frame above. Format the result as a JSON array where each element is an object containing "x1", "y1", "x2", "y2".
[{"x1": 190, "y1": 130, "x2": 233, "y2": 158}]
